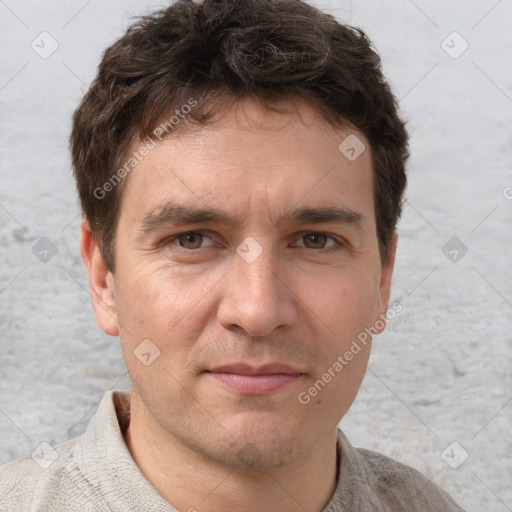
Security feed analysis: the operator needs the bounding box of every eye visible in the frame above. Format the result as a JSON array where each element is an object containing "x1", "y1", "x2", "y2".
[
  {"x1": 174, "y1": 232, "x2": 214, "y2": 250},
  {"x1": 295, "y1": 233, "x2": 340, "y2": 250}
]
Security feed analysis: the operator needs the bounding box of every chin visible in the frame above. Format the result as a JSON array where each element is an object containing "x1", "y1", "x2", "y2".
[{"x1": 213, "y1": 415, "x2": 308, "y2": 470}]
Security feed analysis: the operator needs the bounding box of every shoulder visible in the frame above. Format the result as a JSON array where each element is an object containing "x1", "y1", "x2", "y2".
[
  {"x1": 0, "y1": 391, "x2": 137, "y2": 512},
  {"x1": 0, "y1": 439, "x2": 102, "y2": 512},
  {"x1": 354, "y1": 446, "x2": 465, "y2": 511}
]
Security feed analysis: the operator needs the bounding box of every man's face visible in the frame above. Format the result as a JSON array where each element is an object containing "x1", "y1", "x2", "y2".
[{"x1": 89, "y1": 98, "x2": 395, "y2": 470}]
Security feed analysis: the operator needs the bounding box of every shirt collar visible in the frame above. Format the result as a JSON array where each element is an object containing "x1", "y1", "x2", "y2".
[{"x1": 74, "y1": 390, "x2": 353, "y2": 511}]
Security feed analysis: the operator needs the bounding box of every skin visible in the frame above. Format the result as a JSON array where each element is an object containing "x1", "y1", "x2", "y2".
[{"x1": 81, "y1": 97, "x2": 397, "y2": 512}]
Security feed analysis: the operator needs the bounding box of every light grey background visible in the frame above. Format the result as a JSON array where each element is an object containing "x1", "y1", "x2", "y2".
[{"x1": 1, "y1": 1, "x2": 511, "y2": 510}]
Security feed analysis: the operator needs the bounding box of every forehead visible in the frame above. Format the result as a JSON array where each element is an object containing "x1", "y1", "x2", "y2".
[{"x1": 118, "y1": 98, "x2": 375, "y2": 226}]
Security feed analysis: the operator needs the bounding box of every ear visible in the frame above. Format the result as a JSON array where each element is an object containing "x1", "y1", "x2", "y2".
[
  {"x1": 80, "y1": 219, "x2": 119, "y2": 336},
  {"x1": 373, "y1": 232, "x2": 398, "y2": 335}
]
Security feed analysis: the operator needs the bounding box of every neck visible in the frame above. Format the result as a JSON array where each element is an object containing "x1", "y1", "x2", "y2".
[{"x1": 123, "y1": 398, "x2": 339, "y2": 512}]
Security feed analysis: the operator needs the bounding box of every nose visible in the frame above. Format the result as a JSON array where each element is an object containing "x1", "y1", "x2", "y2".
[{"x1": 216, "y1": 247, "x2": 299, "y2": 337}]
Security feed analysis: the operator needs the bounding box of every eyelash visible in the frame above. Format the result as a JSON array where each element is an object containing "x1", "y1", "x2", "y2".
[
  {"x1": 163, "y1": 231, "x2": 346, "y2": 253},
  {"x1": 294, "y1": 232, "x2": 344, "y2": 252}
]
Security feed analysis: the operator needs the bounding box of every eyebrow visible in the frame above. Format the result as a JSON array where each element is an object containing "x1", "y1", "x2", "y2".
[
  {"x1": 139, "y1": 204, "x2": 238, "y2": 232},
  {"x1": 138, "y1": 203, "x2": 366, "y2": 233},
  {"x1": 279, "y1": 206, "x2": 366, "y2": 231}
]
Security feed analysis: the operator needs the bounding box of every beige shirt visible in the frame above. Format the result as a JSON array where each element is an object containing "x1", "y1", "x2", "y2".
[{"x1": 0, "y1": 391, "x2": 465, "y2": 511}]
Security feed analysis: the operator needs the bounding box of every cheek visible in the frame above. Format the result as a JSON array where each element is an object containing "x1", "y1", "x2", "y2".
[
  {"x1": 113, "y1": 267, "x2": 205, "y2": 390},
  {"x1": 114, "y1": 262, "x2": 218, "y2": 347},
  {"x1": 301, "y1": 266, "x2": 380, "y2": 339}
]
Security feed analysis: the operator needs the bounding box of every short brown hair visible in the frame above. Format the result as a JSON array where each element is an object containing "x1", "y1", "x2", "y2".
[{"x1": 71, "y1": 0, "x2": 408, "y2": 272}]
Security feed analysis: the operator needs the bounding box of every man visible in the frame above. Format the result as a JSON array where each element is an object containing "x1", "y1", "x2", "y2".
[{"x1": 0, "y1": 0, "x2": 465, "y2": 510}]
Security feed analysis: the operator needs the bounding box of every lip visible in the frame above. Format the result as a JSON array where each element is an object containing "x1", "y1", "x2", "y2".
[
  {"x1": 207, "y1": 363, "x2": 303, "y2": 375},
  {"x1": 204, "y1": 362, "x2": 305, "y2": 395}
]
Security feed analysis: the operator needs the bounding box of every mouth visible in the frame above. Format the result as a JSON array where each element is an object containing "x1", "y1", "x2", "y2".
[{"x1": 204, "y1": 363, "x2": 306, "y2": 395}]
